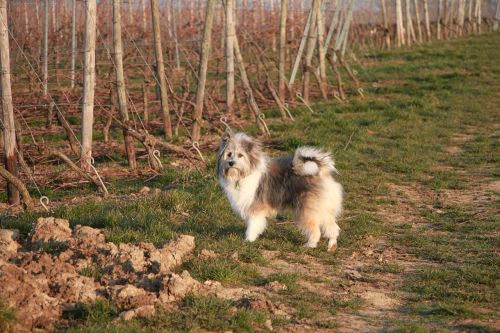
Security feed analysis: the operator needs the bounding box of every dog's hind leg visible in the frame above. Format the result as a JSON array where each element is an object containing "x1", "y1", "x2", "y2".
[
  {"x1": 297, "y1": 209, "x2": 322, "y2": 248},
  {"x1": 245, "y1": 215, "x2": 267, "y2": 242}
]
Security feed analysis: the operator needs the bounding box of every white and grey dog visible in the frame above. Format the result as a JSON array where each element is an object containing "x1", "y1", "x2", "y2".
[{"x1": 217, "y1": 132, "x2": 343, "y2": 251}]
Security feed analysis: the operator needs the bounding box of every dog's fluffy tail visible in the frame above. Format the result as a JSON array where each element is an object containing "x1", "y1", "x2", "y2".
[{"x1": 293, "y1": 147, "x2": 337, "y2": 176}]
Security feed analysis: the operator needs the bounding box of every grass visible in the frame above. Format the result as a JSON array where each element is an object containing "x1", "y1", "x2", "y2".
[
  {"x1": 1, "y1": 33, "x2": 499, "y2": 331},
  {"x1": 0, "y1": 300, "x2": 15, "y2": 331}
]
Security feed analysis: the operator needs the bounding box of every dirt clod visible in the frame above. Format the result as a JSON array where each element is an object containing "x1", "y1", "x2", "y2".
[
  {"x1": 29, "y1": 217, "x2": 72, "y2": 250},
  {"x1": 0, "y1": 217, "x2": 257, "y2": 332},
  {"x1": 0, "y1": 229, "x2": 20, "y2": 256}
]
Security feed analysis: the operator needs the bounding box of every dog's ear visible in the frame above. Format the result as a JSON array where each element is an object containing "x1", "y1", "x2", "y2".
[
  {"x1": 221, "y1": 130, "x2": 233, "y2": 143},
  {"x1": 242, "y1": 136, "x2": 261, "y2": 154}
]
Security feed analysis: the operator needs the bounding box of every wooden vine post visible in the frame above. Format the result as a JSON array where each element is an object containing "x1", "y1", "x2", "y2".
[
  {"x1": 437, "y1": 0, "x2": 442, "y2": 40},
  {"x1": 495, "y1": 0, "x2": 500, "y2": 31},
  {"x1": 70, "y1": 0, "x2": 77, "y2": 89},
  {"x1": 396, "y1": 0, "x2": 405, "y2": 47},
  {"x1": 151, "y1": 0, "x2": 172, "y2": 139},
  {"x1": 316, "y1": 1, "x2": 328, "y2": 100},
  {"x1": 0, "y1": 0, "x2": 20, "y2": 205},
  {"x1": 278, "y1": 0, "x2": 287, "y2": 102},
  {"x1": 413, "y1": 0, "x2": 423, "y2": 43},
  {"x1": 112, "y1": 0, "x2": 137, "y2": 170},
  {"x1": 381, "y1": 0, "x2": 391, "y2": 48},
  {"x1": 405, "y1": 0, "x2": 416, "y2": 45},
  {"x1": 303, "y1": 0, "x2": 319, "y2": 103},
  {"x1": 80, "y1": 0, "x2": 97, "y2": 172},
  {"x1": 225, "y1": 0, "x2": 236, "y2": 118},
  {"x1": 42, "y1": 0, "x2": 49, "y2": 96},
  {"x1": 192, "y1": 0, "x2": 216, "y2": 142},
  {"x1": 423, "y1": 0, "x2": 431, "y2": 41}
]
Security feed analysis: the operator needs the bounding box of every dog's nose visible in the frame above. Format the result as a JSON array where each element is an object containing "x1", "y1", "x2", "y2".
[{"x1": 228, "y1": 161, "x2": 235, "y2": 167}]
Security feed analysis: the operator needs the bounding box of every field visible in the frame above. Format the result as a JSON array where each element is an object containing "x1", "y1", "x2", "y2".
[{"x1": 1, "y1": 33, "x2": 499, "y2": 332}]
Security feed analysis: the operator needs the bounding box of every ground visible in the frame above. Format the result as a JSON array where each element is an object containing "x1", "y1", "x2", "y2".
[{"x1": 1, "y1": 33, "x2": 499, "y2": 332}]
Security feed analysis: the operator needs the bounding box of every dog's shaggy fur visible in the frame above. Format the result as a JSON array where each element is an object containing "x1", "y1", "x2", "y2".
[{"x1": 217, "y1": 132, "x2": 343, "y2": 251}]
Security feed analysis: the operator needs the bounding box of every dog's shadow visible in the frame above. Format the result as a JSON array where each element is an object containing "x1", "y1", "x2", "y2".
[{"x1": 213, "y1": 217, "x2": 304, "y2": 246}]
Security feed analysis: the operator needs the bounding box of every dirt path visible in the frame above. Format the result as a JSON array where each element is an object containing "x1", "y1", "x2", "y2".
[{"x1": 252, "y1": 129, "x2": 499, "y2": 332}]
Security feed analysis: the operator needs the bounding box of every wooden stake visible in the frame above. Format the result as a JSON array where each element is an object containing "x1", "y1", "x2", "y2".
[
  {"x1": 112, "y1": 0, "x2": 137, "y2": 170},
  {"x1": 192, "y1": 0, "x2": 216, "y2": 142},
  {"x1": 381, "y1": 0, "x2": 391, "y2": 48},
  {"x1": 151, "y1": 0, "x2": 172, "y2": 139},
  {"x1": 414, "y1": 0, "x2": 423, "y2": 43},
  {"x1": 396, "y1": 0, "x2": 406, "y2": 46},
  {"x1": 423, "y1": 0, "x2": 431, "y2": 40},
  {"x1": 405, "y1": 0, "x2": 416, "y2": 45},
  {"x1": 70, "y1": 0, "x2": 77, "y2": 89},
  {"x1": 303, "y1": 0, "x2": 320, "y2": 103},
  {"x1": 80, "y1": 0, "x2": 97, "y2": 171},
  {"x1": 278, "y1": 0, "x2": 287, "y2": 102},
  {"x1": 142, "y1": 83, "x2": 149, "y2": 126},
  {"x1": 316, "y1": 1, "x2": 328, "y2": 100},
  {"x1": 437, "y1": 0, "x2": 442, "y2": 39},
  {"x1": 42, "y1": 0, "x2": 48, "y2": 96},
  {"x1": 494, "y1": 0, "x2": 500, "y2": 31},
  {"x1": 225, "y1": 0, "x2": 235, "y2": 118}
]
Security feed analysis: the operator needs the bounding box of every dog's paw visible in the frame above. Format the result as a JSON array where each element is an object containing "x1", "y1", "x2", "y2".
[
  {"x1": 245, "y1": 236, "x2": 257, "y2": 242},
  {"x1": 328, "y1": 240, "x2": 337, "y2": 252},
  {"x1": 304, "y1": 242, "x2": 318, "y2": 248},
  {"x1": 328, "y1": 244, "x2": 337, "y2": 252}
]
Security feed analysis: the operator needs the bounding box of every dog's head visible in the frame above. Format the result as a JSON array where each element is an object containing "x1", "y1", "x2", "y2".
[{"x1": 216, "y1": 132, "x2": 264, "y2": 182}]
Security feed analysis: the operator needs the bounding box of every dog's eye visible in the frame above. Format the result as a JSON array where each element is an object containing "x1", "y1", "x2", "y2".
[
  {"x1": 227, "y1": 152, "x2": 232, "y2": 158},
  {"x1": 238, "y1": 153, "x2": 243, "y2": 158}
]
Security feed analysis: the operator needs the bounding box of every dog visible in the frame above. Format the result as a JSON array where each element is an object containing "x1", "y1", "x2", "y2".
[{"x1": 216, "y1": 132, "x2": 343, "y2": 251}]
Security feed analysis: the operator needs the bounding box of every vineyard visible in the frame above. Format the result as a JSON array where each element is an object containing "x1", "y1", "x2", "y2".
[
  {"x1": 0, "y1": 0, "x2": 498, "y2": 207},
  {"x1": 0, "y1": 0, "x2": 499, "y2": 332}
]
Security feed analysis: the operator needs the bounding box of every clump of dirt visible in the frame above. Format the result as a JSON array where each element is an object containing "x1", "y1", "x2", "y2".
[{"x1": 0, "y1": 217, "x2": 259, "y2": 332}]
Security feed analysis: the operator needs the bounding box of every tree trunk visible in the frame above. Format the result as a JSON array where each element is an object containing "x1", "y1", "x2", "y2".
[
  {"x1": 225, "y1": 0, "x2": 236, "y2": 118},
  {"x1": 80, "y1": 0, "x2": 97, "y2": 171},
  {"x1": 0, "y1": 165, "x2": 33, "y2": 209},
  {"x1": 192, "y1": 0, "x2": 216, "y2": 142},
  {"x1": 0, "y1": 0, "x2": 20, "y2": 205},
  {"x1": 278, "y1": 0, "x2": 287, "y2": 102},
  {"x1": 70, "y1": 0, "x2": 77, "y2": 89},
  {"x1": 151, "y1": 0, "x2": 172, "y2": 139},
  {"x1": 112, "y1": 0, "x2": 137, "y2": 170}
]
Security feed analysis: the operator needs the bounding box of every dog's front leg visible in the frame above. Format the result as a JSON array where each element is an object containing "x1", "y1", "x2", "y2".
[{"x1": 245, "y1": 215, "x2": 267, "y2": 242}]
